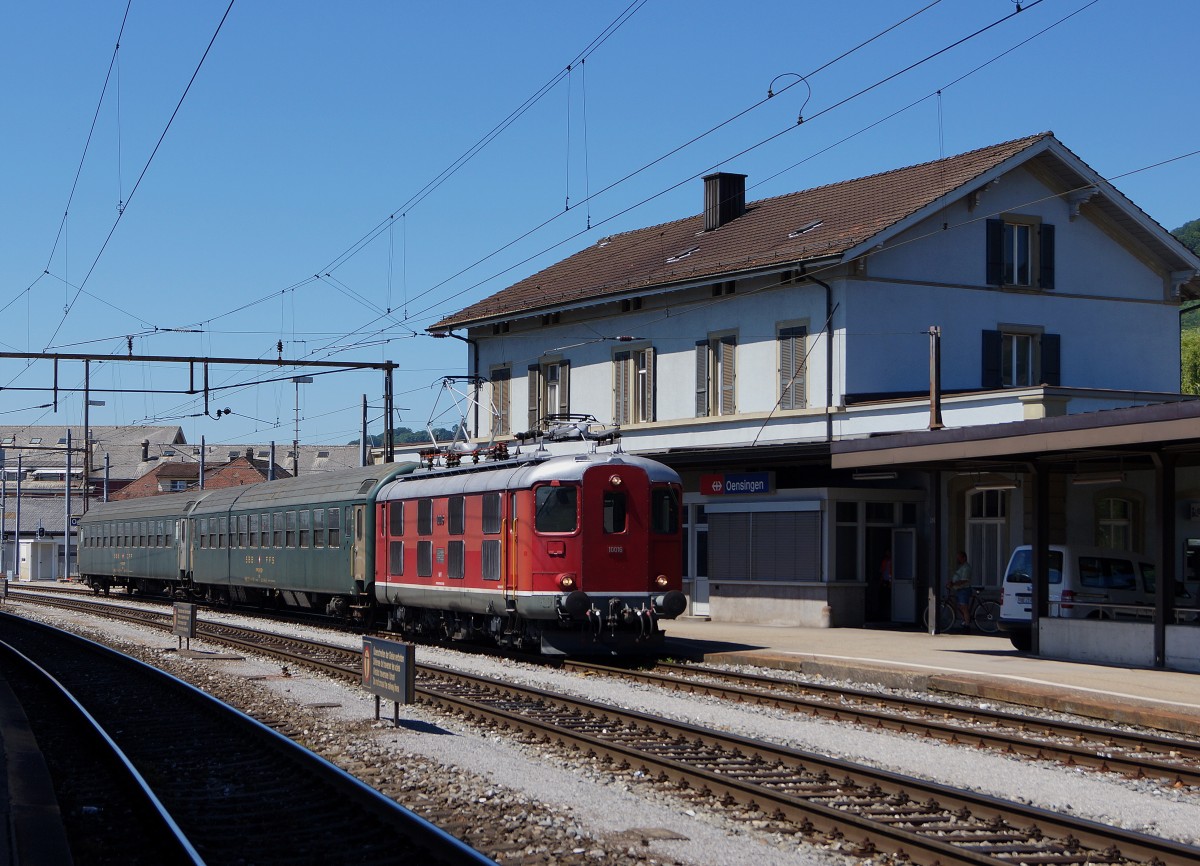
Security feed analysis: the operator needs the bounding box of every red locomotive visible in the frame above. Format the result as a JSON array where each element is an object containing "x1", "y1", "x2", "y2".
[{"x1": 375, "y1": 451, "x2": 687, "y2": 654}]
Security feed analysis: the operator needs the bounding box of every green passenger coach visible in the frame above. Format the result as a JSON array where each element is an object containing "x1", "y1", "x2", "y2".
[{"x1": 79, "y1": 462, "x2": 417, "y2": 619}]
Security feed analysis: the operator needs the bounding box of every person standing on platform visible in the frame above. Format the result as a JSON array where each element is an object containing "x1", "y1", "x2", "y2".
[{"x1": 949, "y1": 550, "x2": 972, "y2": 626}]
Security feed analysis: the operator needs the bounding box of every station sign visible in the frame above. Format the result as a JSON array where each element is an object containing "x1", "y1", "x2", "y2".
[{"x1": 699, "y1": 471, "x2": 774, "y2": 496}]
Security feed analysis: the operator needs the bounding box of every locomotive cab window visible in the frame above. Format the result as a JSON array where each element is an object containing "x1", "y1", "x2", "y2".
[
  {"x1": 651, "y1": 488, "x2": 680, "y2": 534},
  {"x1": 535, "y1": 485, "x2": 578, "y2": 533},
  {"x1": 603, "y1": 491, "x2": 627, "y2": 534}
]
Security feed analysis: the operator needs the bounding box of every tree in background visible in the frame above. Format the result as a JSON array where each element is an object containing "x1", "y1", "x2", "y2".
[
  {"x1": 1173, "y1": 218, "x2": 1200, "y2": 256},
  {"x1": 1172, "y1": 220, "x2": 1200, "y2": 394}
]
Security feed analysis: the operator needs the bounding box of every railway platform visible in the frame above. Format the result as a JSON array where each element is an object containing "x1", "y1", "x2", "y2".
[
  {"x1": 0, "y1": 669, "x2": 73, "y2": 866},
  {"x1": 662, "y1": 619, "x2": 1200, "y2": 736}
]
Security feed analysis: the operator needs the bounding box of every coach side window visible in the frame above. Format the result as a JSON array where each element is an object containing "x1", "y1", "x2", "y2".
[
  {"x1": 314, "y1": 508, "x2": 326, "y2": 548},
  {"x1": 286, "y1": 511, "x2": 298, "y2": 548},
  {"x1": 237, "y1": 514, "x2": 248, "y2": 548},
  {"x1": 299, "y1": 510, "x2": 311, "y2": 548},
  {"x1": 259, "y1": 513, "x2": 270, "y2": 548},
  {"x1": 199, "y1": 518, "x2": 208, "y2": 549},
  {"x1": 535, "y1": 485, "x2": 578, "y2": 533},
  {"x1": 248, "y1": 514, "x2": 259, "y2": 549},
  {"x1": 273, "y1": 512, "x2": 285, "y2": 548},
  {"x1": 328, "y1": 508, "x2": 341, "y2": 548}
]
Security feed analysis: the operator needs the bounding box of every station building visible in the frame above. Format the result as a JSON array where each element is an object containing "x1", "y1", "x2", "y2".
[{"x1": 429, "y1": 133, "x2": 1200, "y2": 633}]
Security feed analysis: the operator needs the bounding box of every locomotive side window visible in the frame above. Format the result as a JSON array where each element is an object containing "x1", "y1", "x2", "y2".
[
  {"x1": 249, "y1": 514, "x2": 259, "y2": 549},
  {"x1": 417, "y1": 540, "x2": 433, "y2": 577},
  {"x1": 417, "y1": 499, "x2": 433, "y2": 535},
  {"x1": 389, "y1": 540, "x2": 404, "y2": 575},
  {"x1": 651, "y1": 488, "x2": 680, "y2": 534},
  {"x1": 328, "y1": 508, "x2": 341, "y2": 548},
  {"x1": 273, "y1": 512, "x2": 285, "y2": 548},
  {"x1": 535, "y1": 485, "x2": 578, "y2": 533},
  {"x1": 603, "y1": 491, "x2": 627, "y2": 534},
  {"x1": 448, "y1": 496, "x2": 465, "y2": 535},
  {"x1": 482, "y1": 493, "x2": 502, "y2": 534},
  {"x1": 313, "y1": 508, "x2": 325, "y2": 548},
  {"x1": 448, "y1": 541, "x2": 465, "y2": 579},
  {"x1": 286, "y1": 511, "x2": 298, "y2": 548},
  {"x1": 389, "y1": 501, "x2": 404, "y2": 537},
  {"x1": 482, "y1": 539, "x2": 501, "y2": 581},
  {"x1": 299, "y1": 510, "x2": 311, "y2": 548}
]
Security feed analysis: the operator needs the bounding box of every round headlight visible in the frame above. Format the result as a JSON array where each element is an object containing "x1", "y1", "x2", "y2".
[
  {"x1": 654, "y1": 574, "x2": 669, "y2": 588},
  {"x1": 557, "y1": 573, "x2": 577, "y2": 590}
]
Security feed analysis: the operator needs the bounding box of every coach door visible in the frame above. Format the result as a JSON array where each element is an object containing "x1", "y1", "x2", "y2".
[
  {"x1": 352, "y1": 505, "x2": 367, "y2": 588},
  {"x1": 177, "y1": 519, "x2": 190, "y2": 578}
]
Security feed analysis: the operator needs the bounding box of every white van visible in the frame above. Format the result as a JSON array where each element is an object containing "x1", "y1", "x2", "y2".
[{"x1": 998, "y1": 545, "x2": 1179, "y2": 651}]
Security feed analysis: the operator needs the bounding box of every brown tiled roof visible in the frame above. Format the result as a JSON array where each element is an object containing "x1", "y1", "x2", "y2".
[{"x1": 433, "y1": 133, "x2": 1052, "y2": 329}]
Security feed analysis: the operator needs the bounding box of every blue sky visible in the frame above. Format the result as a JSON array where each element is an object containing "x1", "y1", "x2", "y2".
[{"x1": 2, "y1": 0, "x2": 1197, "y2": 447}]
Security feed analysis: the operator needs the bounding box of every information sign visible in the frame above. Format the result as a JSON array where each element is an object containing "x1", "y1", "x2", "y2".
[
  {"x1": 362, "y1": 636, "x2": 416, "y2": 705},
  {"x1": 172, "y1": 602, "x2": 197, "y2": 639}
]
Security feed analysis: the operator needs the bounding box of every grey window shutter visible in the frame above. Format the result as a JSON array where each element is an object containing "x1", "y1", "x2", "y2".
[
  {"x1": 981, "y1": 330, "x2": 1002, "y2": 389},
  {"x1": 613, "y1": 351, "x2": 630, "y2": 425},
  {"x1": 985, "y1": 219, "x2": 1004, "y2": 285},
  {"x1": 1039, "y1": 223, "x2": 1055, "y2": 290},
  {"x1": 695, "y1": 340, "x2": 710, "y2": 417},
  {"x1": 527, "y1": 364, "x2": 541, "y2": 430},
  {"x1": 641, "y1": 347, "x2": 656, "y2": 422},
  {"x1": 779, "y1": 326, "x2": 806, "y2": 409},
  {"x1": 1041, "y1": 333, "x2": 1061, "y2": 385},
  {"x1": 720, "y1": 335, "x2": 737, "y2": 416},
  {"x1": 557, "y1": 359, "x2": 570, "y2": 416}
]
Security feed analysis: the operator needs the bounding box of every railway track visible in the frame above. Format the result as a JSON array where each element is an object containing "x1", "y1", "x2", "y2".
[
  {"x1": 9, "y1": 591, "x2": 1200, "y2": 866},
  {"x1": 563, "y1": 659, "x2": 1200, "y2": 788}
]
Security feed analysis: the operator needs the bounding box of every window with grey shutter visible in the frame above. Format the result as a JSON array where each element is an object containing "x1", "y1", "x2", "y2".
[
  {"x1": 556, "y1": 359, "x2": 570, "y2": 416},
  {"x1": 778, "y1": 326, "x2": 807, "y2": 409},
  {"x1": 613, "y1": 351, "x2": 631, "y2": 425},
  {"x1": 636, "y1": 347, "x2": 655, "y2": 422},
  {"x1": 527, "y1": 363, "x2": 541, "y2": 429},
  {"x1": 695, "y1": 340, "x2": 710, "y2": 417},
  {"x1": 490, "y1": 367, "x2": 511, "y2": 436},
  {"x1": 718, "y1": 335, "x2": 737, "y2": 416}
]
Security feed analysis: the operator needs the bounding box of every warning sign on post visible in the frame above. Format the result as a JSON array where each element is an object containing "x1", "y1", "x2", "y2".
[
  {"x1": 173, "y1": 603, "x2": 197, "y2": 639},
  {"x1": 362, "y1": 636, "x2": 415, "y2": 705}
]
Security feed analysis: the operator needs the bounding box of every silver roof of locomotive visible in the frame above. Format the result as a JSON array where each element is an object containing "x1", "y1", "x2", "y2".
[{"x1": 378, "y1": 452, "x2": 680, "y2": 500}]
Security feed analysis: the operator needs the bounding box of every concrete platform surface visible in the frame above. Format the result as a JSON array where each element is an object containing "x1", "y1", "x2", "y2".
[{"x1": 662, "y1": 619, "x2": 1200, "y2": 736}]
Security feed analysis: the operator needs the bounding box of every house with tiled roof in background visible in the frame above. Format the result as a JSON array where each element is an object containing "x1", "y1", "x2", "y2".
[{"x1": 430, "y1": 133, "x2": 1200, "y2": 628}]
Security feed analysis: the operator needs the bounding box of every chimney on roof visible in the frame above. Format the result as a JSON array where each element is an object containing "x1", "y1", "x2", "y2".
[
  {"x1": 246, "y1": 447, "x2": 254, "y2": 461},
  {"x1": 141, "y1": 439, "x2": 149, "y2": 461},
  {"x1": 703, "y1": 172, "x2": 747, "y2": 231}
]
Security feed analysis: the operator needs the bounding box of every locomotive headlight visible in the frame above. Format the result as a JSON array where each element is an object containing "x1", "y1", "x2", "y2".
[
  {"x1": 609, "y1": 475, "x2": 623, "y2": 486},
  {"x1": 654, "y1": 574, "x2": 669, "y2": 588},
  {"x1": 557, "y1": 573, "x2": 577, "y2": 590}
]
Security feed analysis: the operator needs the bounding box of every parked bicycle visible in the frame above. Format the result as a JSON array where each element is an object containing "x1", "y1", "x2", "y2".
[{"x1": 923, "y1": 587, "x2": 1001, "y2": 633}]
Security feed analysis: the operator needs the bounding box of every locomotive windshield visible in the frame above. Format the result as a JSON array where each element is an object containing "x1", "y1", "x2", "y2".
[
  {"x1": 650, "y1": 487, "x2": 680, "y2": 534},
  {"x1": 603, "y1": 491, "x2": 627, "y2": 534},
  {"x1": 534, "y1": 485, "x2": 578, "y2": 533}
]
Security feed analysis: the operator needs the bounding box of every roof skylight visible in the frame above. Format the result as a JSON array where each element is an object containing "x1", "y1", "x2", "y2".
[{"x1": 788, "y1": 219, "x2": 824, "y2": 239}]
